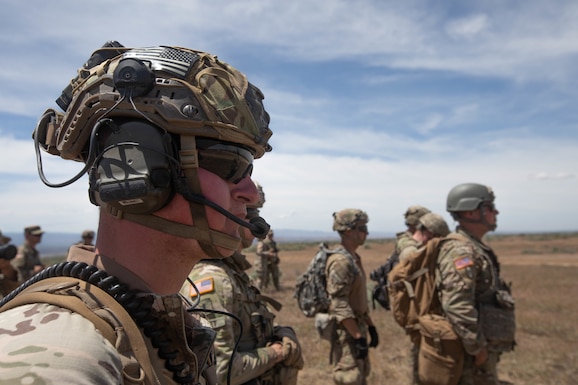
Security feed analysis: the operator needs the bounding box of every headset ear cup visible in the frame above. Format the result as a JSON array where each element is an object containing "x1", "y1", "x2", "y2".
[{"x1": 89, "y1": 119, "x2": 175, "y2": 214}]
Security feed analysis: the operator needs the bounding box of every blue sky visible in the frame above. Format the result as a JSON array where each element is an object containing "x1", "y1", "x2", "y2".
[{"x1": 1, "y1": 0, "x2": 577, "y2": 235}]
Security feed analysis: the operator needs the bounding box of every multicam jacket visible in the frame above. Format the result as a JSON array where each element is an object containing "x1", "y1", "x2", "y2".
[
  {"x1": 11, "y1": 241, "x2": 42, "y2": 282},
  {"x1": 436, "y1": 228, "x2": 516, "y2": 355},
  {"x1": 0, "y1": 246, "x2": 217, "y2": 385},
  {"x1": 395, "y1": 230, "x2": 419, "y2": 256},
  {"x1": 325, "y1": 247, "x2": 371, "y2": 326},
  {"x1": 181, "y1": 252, "x2": 281, "y2": 385}
]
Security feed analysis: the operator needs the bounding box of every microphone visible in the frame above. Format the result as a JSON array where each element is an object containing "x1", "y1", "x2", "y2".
[
  {"x1": 247, "y1": 216, "x2": 270, "y2": 239},
  {"x1": 178, "y1": 184, "x2": 270, "y2": 238}
]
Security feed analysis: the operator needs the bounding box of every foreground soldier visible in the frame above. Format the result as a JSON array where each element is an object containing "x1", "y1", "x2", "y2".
[
  {"x1": 327, "y1": 209, "x2": 378, "y2": 385},
  {"x1": 437, "y1": 183, "x2": 515, "y2": 385},
  {"x1": 182, "y1": 190, "x2": 303, "y2": 385},
  {"x1": 0, "y1": 42, "x2": 273, "y2": 384}
]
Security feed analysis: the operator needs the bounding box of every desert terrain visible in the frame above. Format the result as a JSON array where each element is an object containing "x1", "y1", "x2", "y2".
[{"x1": 245, "y1": 233, "x2": 578, "y2": 385}]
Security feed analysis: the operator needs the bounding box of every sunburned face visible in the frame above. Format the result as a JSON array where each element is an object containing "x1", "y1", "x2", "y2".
[{"x1": 199, "y1": 167, "x2": 260, "y2": 254}]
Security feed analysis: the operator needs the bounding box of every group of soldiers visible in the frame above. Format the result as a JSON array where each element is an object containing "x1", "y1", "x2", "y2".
[
  {"x1": 0, "y1": 227, "x2": 97, "y2": 298},
  {"x1": 0, "y1": 41, "x2": 514, "y2": 385}
]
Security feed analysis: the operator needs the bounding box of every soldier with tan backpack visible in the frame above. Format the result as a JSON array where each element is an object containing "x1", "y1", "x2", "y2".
[{"x1": 389, "y1": 184, "x2": 515, "y2": 385}]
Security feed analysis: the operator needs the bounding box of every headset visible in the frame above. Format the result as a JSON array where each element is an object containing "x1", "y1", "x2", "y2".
[{"x1": 34, "y1": 55, "x2": 270, "y2": 240}]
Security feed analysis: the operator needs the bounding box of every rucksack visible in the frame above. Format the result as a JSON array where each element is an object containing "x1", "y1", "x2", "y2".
[
  {"x1": 387, "y1": 234, "x2": 464, "y2": 335},
  {"x1": 369, "y1": 250, "x2": 399, "y2": 310},
  {"x1": 294, "y1": 243, "x2": 338, "y2": 317},
  {"x1": 293, "y1": 243, "x2": 359, "y2": 317}
]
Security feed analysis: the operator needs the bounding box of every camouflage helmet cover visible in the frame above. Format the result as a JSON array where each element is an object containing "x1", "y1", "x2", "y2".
[
  {"x1": 447, "y1": 183, "x2": 495, "y2": 212},
  {"x1": 248, "y1": 181, "x2": 266, "y2": 209},
  {"x1": 404, "y1": 205, "x2": 431, "y2": 227},
  {"x1": 36, "y1": 43, "x2": 273, "y2": 162},
  {"x1": 332, "y1": 209, "x2": 369, "y2": 232},
  {"x1": 418, "y1": 213, "x2": 450, "y2": 237}
]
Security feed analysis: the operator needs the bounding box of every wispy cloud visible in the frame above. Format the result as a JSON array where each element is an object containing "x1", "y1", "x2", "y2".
[{"x1": 1, "y1": 0, "x2": 577, "y2": 234}]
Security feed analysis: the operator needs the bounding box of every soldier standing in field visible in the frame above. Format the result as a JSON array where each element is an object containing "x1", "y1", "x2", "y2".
[
  {"x1": 76, "y1": 230, "x2": 96, "y2": 246},
  {"x1": 11, "y1": 225, "x2": 46, "y2": 283},
  {"x1": 436, "y1": 183, "x2": 515, "y2": 385},
  {"x1": 395, "y1": 205, "x2": 431, "y2": 256},
  {"x1": 0, "y1": 42, "x2": 273, "y2": 384},
  {"x1": 182, "y1": 184, "x2": 303, "y2": 385},
  {"x1": 327, "y1": 209, "x2": 379, "y2": 385},
  {"x1": 398, "y1": 213, "x2": 450, "y2": 263},
  {"x1": 0, "y1": 231, "x2": 18, "y2": 298},
  {"x1": 397, "y1": 212, "x2": 450, "y2": 385},
  {"x1": 256, "y1": 229, "x2": 281, "y2": 291}
]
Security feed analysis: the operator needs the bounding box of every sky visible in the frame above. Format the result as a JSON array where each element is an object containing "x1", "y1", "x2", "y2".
[{"x1": 1, "y1": 0, "x2": 577, "y2": 236}]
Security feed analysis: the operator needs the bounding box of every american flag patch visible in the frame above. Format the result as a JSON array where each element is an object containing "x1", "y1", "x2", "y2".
[
  {"x1": 189, "y1": 277, "x2": 215, "y2": 297},
  {"x1": 123, "y1": 46, "x2": 199, "y2": 79},
  {"x1": 454, "y1": 257, "x2": 474, "y2": 270}
]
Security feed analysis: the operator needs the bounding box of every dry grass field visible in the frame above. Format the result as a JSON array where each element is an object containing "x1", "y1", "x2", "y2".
[{"x1": 245, "y1": 233, "x2": 578, "y2": 385}]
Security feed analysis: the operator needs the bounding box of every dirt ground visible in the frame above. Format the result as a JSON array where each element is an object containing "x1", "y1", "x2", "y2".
[{"x1": 246, "y1": 232, "x2": 578, "y2": 385}]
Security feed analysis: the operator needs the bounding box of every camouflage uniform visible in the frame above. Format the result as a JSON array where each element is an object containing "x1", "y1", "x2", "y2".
[
  {"x1": 182, "y1": 251, "x2": 302, "y2": 385},
  {"x1": 255, "y1": 237, "x2": 280, "y2": 291},
  {"x1": 11, "y1": 241, "x2": 42, "y2": 283},
  {"x1": 326, "y1": 247, "x2": 372, "y2": 385},
  {"x1": 436, "y1": 228, "x2": 515, "y2": 385},
  {"x1": 395, "y1": 230, "x2": 419, "y2": 256},
  {"x1": 0, "y1": 246, "x2": 218, "y2": 384}
]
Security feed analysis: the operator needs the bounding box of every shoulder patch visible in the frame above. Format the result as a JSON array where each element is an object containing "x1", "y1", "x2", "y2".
[
  {"x1": 454, "y1": 256, "x2": 474, "y2": 270},
  {"x1": 189, "y1": 277, "x2": 215, "y2": 297}
]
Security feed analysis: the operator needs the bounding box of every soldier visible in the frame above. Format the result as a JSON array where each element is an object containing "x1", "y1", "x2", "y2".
[
  {"x1": 256, "y1": 229, "x2": 281, "y2": 291},
  {"x1": 181, "y1": 186, "x2": 303, "y2": 385},
  {"x1": 397, "y1": 212, "x2": 450, "y2": 385},
  {"x1": 77, "y1": 230, "x2": 96, "y2": 246},
  {"x1": 436, "y1": 183, "x2": 515, "y2": 385},
  {"x1": 395, "y1": 205, "x2": 431, "y2": 256},
  {"x1": 398, "y1": 213, "x2": 450, "y2": 262},
  {"x1": 0, "y1": 42, "x2": 273, "y2": 384},
  {"x1": 11, "y1": 225, "x2": 46, "y2": 283},
  {"x1": 327, "y1": 209, "x2": 379, "y2": 385},
  {"x1": 0, "y1": 230, "x2": 18, "y2": 298}
]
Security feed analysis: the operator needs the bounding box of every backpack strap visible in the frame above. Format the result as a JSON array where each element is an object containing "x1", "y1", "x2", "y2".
[{"x1": 0, "y1": 277, "x2": 160, "y2": 385}]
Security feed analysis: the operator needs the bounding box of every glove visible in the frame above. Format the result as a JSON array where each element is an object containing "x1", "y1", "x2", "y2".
[
  {"x1": 354, "y1": 337, "x2": 368, "y2": 359},
  {"x1": 368, "y1": 326, "x2": 379, "y2": 348},
  {"x1": 273, "y1": 326, "x2": 304, "y2": 369}
]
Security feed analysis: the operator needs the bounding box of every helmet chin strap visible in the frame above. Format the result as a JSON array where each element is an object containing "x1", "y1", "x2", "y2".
[
  {"x1": 455, "y1": 206, "x2": 497, "y2": 232},
  {"x1": 105, "y1": 205, "x2": 240, "y2": 252},
  {"x1": 103, "y1": 135, "x2": 242, "y2": 258},
  {"x1": 177, "y1": 136, "x2": 240, "y2": 259}
]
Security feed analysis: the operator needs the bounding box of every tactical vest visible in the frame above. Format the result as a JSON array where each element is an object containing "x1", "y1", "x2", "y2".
[{"x1": 0, "y1": 261, "x2": 216, "y2": 385}]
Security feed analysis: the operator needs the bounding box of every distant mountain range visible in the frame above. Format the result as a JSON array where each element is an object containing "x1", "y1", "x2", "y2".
[{"x1": 2, "y1": 229, "x2": 396, "y2": 257}]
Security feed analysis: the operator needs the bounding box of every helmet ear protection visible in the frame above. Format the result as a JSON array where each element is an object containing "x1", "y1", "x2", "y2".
[{"x1": 89, "y1": 119, "x2": 176, "y2": 214}]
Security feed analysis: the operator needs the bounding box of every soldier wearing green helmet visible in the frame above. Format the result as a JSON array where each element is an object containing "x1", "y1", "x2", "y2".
[
  {"x1": 0, "y1": 42, "x2": 273, "y2": 384},
  {"x1": 435, "y1": 183, "x2": 515, "y2": 385}
]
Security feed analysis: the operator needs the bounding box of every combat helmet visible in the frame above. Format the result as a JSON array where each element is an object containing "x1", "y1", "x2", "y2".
[
  {"x1": 33, "y1": 41, "x2": 273, "y2": 258},
  {"x1": 404, "y1": 205, "x2": 431, "y2": 227},
  {"x1": 418, "y1": 213, "x2": 450, "y2": 237},
  {"x1": 447, "y1": 183, "x2": 494, "y2": 214},
  {"x1": 332, "y1": 209, "x2": 369, "y2": 232}
]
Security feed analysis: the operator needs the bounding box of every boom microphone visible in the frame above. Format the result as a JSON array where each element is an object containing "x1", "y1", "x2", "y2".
[{"x1": 177, "y1": 182, "x2": 270, "y2": 239}]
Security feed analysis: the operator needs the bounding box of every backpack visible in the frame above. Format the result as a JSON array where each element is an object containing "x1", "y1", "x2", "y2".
[
  {"x1": 294, "y1": 243, "x2": 338, "y2": 317},
  {"x1": 387, "y1": 234, "x2": 464, "y2": 335},
  {"x1": 369, "y1": 250, "x2": 399, "y2": 310}
]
